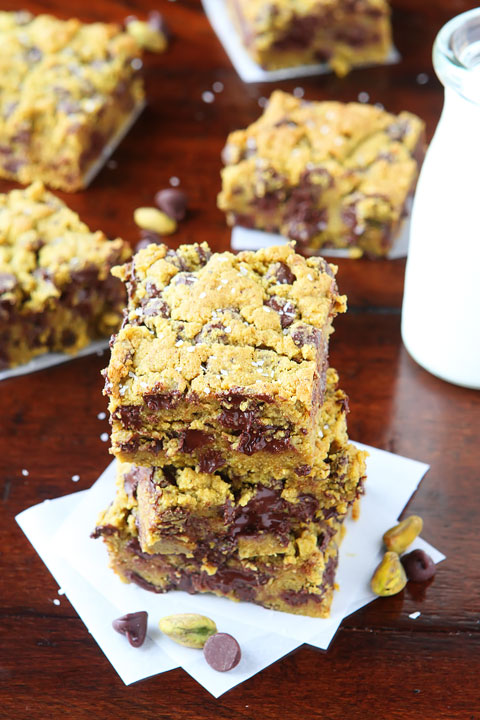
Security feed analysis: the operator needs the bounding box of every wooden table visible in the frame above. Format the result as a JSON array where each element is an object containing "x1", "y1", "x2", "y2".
[{"x1": 1, "y1": 1, "x2": 479, "y2": 717}]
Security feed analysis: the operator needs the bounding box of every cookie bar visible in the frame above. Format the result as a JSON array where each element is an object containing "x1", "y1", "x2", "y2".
[
  {"x1": 104, "y1": 427, "x2": 366, "y2": 558},
  {"x1": 228, "y1": 0, "x2": 392, "y2": 77},
  {"x1": 0, "y1": 11, "x2": 145, "y2": 192},
  {"x1": 104, "y1": 242, "x2": 346, "y2": 479},
  {"x1": 95, "y1": 484, "x2": 344, "y2": 617},
  {"x1": 0, "y1": 182, "x2": 131, "y2": 369},
  {"x1": 218, "y1": 90, "x2": 426, "y2": 257}
]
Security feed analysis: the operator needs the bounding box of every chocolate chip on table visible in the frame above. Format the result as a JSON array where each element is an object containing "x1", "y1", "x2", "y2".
[
  {"x1": 203, "y1": 633, "x2": 241, "y2": 672},
  {"x1": 154, "y1": 188, "x2": 188, "y2": 221},
  {"x1": 401, "y1": 549, "x2": 436, "y2": 582},
  {"x1": 112, "y1": 611, "x2": 148, "y2": 647},
  {"x1": 135, "y1": 229, "x2": 163, "y2": 251}
]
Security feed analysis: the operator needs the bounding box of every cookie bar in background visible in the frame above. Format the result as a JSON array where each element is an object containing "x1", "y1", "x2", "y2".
[
  {"x1": 0, "y1": 10, "x2": 145, "y2": 192},
  {"x1": 0, "y1": 182, "x2": 131, "y2": 369},
  {"x1": 227, "y1": 0, "x2": 392, "y2": 76},
  {"x1": 104, "y1": 242, "x2": 346, "y2": 481},
  {"x1": 218, "y1": 90, "x2": 426, "y2": 257}
]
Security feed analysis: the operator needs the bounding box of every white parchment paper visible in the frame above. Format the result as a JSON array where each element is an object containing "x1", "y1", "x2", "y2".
[
  {"x1": 0, "y1": 340, "x2": 108, "y2": 383},
  {"x1": 16, "y1": 443, "x2": 445, "y2": 696}
]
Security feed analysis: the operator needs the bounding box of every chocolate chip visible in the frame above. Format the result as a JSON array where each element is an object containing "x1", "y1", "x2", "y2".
[
  {"x1": 268, "y1": 261, "x2": 295, "y2": 285},
  {"x1": 155, "y1": 189, "x2": 188, "y2": 221},
  {"x1": 198, "y1": 450, "x2": 225, "y2": 473},
  {"x1": 135, "y1": 229, "x2": 163, "y2": 251},
  {"x1": 112, "y1": 611, "x2": 148, "y2": 647},
  {"x1": 203, "y1": 633, "x2": 241, "y2": 672},
  {"x1": 265, "y1": 297, "x2": 296, "y2": 328},
  {"x1": 181, "y1": 429, "x2": 213, "y2": 453},
  {"x1": 401, "y1": 549, "x2": 436, "y2": 582}
]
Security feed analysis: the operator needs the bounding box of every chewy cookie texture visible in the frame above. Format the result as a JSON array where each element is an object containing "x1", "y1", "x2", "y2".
[
  {"x1": 0, "y1": 10, "x2": 144, "y2": 192},
  {"x1": 0, "y1": 182, "x2": 131, "y2": 369},
  {"x1": 218, "y1": 90, "x2": 426, "y2": 257},
  {"x1": 228, "y1": 0, "x2": 393, "y2": 76},
  {"x1": 104, "y1": 242, "x2": 346, "y2": 479},
  {"x1": 96, "y1": 242, "x2": 367, "y2": 618},
  {"x1": 94, "y1": 439, "x2": 365, "y2": 616}
]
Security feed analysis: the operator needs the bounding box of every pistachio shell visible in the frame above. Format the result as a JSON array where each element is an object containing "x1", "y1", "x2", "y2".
[
  {"x1": 383, "y1": 515, "x2": 423, "y2": 554},
  {"x1": 134, "y1": 207, "x2": 177, "y2": 235},
  {"x1": 159, "y1": 613, "x2": 217, "y2": 648},
  {"x1": 371, "y1": 551, "x2": 407, "y2": 597}
]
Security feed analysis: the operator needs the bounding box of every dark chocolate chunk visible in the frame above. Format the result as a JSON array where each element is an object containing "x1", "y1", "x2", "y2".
[
  {"x1": 115, "y1": 404, "x2": 143, "y2": 430},
  {"x1": 237, "y1": 427, "x2": 291, "y2": 455},
  {"x1": 144, "y1": 391, "x2": 181, "y2": 411},
  {"x1": 269, "y1": 261, "x2": 295, "y2": 285},
  {"x1": 291, "y1": 325, "x2": 322, "y2": 349},
  {"x1": 401, "y1": 549, "x2": 436, "y2": 583},
  {"x1": 181, "y1": 429, "x2": 213, "y2": 453},
  {"x1": 198, "y1": 450, "x2": 225, "y2": 473},
  {"x1": 265, "y1": 297, "x2": 296, "y2": 328},
  {"x1": 112, "y1": 611, "x2": 148, "y2": 648},
  {"x1": 155, "y1": 188, "x2": 188, "y2": 221},
  {"x1": 203, "y1": 633, "x2": 241, "y2": 672}
]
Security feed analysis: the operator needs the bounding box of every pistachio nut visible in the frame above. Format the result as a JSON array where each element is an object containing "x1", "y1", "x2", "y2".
[
  {"x1": 371, "y1": 551, "x2": 407, "y2": 597},
  {"x1": 126, "y1": 20, "x2": 167, "y2": 52},
  {"x1": 134, "y1": 207, "x2": 177, "y2": 235},
  {"x1": 383, "y1": 515, "x2": 423, "y2": 554},
  {"x1": 159, "y1": 613, "x2": 217, "y2": 648}
]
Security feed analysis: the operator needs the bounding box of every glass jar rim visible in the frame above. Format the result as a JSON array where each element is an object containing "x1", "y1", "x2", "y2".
[{"x1": 434, "y1": 8, "x2": 480, "y2": 104}]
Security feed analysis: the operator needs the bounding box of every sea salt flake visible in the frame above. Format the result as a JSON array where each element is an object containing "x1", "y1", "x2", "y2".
[
  {"x1": 409, "y1": 611, "x2": 421, "y2": 619},
  {"x1": 100, "y1": 433, "x2": 109, "y2": 443},
  {"x1": 202, "y1": 91, "x2": 215, "y2": 104},
  {"x1": 97, "y1": 412, "x2": 106, "y2": 420},
  {"x1": 358, "y1": 91, "x2": 370, "y2": 103},
  {"x1": 21, "y1": 469, "x2": 29, "y2": 477},
  {"x1": 213, "y1": 81, "x2": 224, "y2": 93},
  {"x1": 169, "y1": 176, "x2": 180, "y2": 187},
  {"x1": 71, "y1": 475, "x2": 80, "y2": 482},
  {"x1": 53, "y1": 599, "x2": 60, "y2": 606},
  {"x1": 175, "y1": 340, "x2": 184, "y2": 347},
  {"x1": 199, "y1": 292, "x2": 207, "y2": 298}
]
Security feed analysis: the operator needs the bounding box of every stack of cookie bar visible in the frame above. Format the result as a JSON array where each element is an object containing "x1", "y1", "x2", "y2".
[{"x1": 95, "y1": 242, "x2": 367, "y2": 617}]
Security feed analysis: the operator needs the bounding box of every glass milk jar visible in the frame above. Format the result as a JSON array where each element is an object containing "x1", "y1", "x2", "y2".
[{"x1": 401, "y1": 9, "x2": 480, "y2": 389}]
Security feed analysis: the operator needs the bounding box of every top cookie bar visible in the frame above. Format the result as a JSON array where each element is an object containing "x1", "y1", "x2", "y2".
[
  {"x1": 218, "y1": 90, "x2": 426, "y2": 257},
  {"x1": 0, "y1": 11, "x2": 144, "y2": 192},
  {"x1": 228, "y1": 0, "x2": 392, "y2": 76},
  {"x1": 105, "y1": 242, "x2": 346, "y2": 478}
]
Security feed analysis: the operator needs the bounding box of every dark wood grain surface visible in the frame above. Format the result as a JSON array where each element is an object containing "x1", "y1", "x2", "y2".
[{"x1": 1, "y1": 1, "x2": 479, "y2": 718}]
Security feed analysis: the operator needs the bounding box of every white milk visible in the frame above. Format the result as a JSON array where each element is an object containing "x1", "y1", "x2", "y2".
[{"x1": 402, "y1": 10, "x2": 480, "y2": 389}]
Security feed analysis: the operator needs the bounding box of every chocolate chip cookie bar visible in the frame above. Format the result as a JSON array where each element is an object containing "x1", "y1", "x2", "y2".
[
  {"x1": 95, "y1": 481, "x2": 345, "y2": 617},
  {"x1": 0, "y1": 182, "x2": 131, "y2": 369},
  {"x1": 228, "y1": 0, "x2": 392, "y2": 76},
  {"x1": 218, "y1": 91, "x2": 426, "y2": 257},
  {"x1": 101, "y1": 423, "x2": 365, "y2": 559},
  {"x1": 104, "y1": 242, "x2": 346, "y2": 481},
  {"x1": 0, "y1": 10, "x2": 145, "y2": 192}
]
